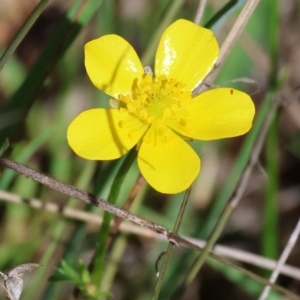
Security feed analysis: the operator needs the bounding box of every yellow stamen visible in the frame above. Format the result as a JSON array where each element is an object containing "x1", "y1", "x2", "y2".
[{"x1": 118, "y1": 74, "x2": 193, "y2": 144}]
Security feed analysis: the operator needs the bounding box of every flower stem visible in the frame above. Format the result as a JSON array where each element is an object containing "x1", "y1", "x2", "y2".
[
  {"x1": 90, "y1": 148, "x2": 137, "y2": 291},
  {"x1": 170, "y1": 206, "x2": 233, "y2": 299},
  {"x1": 152, "y1": 187, "x2": 191, "y2": 300},
  {"x1": 100, "y1": 178, "x2": 146, "y2": 292}
]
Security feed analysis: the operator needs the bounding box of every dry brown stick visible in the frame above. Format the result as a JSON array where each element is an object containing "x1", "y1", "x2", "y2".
[
  {"x1": 0, "y1": 158, "x2": 299, "y2": 299},
  {"x1": 109, "y1": 175, "x2": 145, "y2": 239},
  {"x1": 1, "y1": 189, "x2": 300, "y2": 281},
  {"x1": 0, "y1": 157, "x2": 168, "y2": 237},
  {"x1": 106, "y1": 175, "x2": 145, "y2": 250},
  {"x1": 259, "y1": 218, "x2": 300, "y2": 300},
  {"x1": 217, "y1": 0, "x2": 260, "y2": 69},
  {"x1": 228, "y1": 94, "x2": 280, "y2": 210},
  {"x1": 196, "y1": 0, "x2": 261, "y2": 94},
  {"x1": 193, "y1": 0, "x2": 207, "y2": 24}
]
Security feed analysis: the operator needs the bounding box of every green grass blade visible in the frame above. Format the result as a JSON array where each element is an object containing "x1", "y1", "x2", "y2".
[
  {"x1": 0, "y1": 0, "x2": 49, "y2": 72},
  {"x1": 91, "y1": 149, "x2": 137, "y2": 293},
  {"x1": 263, "y1": 0, "x2": 280, "y2": 267},
  {"x1": 0, "y1": 0, "x2": 103, "y2": 147},
  {"x1": 198, "y1": 93, "x2": 273, "y2": 239}
]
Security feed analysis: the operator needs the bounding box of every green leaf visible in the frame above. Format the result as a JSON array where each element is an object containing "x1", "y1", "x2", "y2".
[
  {"x1": 49, "y1": 260, "x2": 80, "y2": 285},
  {"x1": 78, "y1": 260, "x2": 91, "y2": 284},
  {"x1": 0, "y1": 139, "x2": 9, "y2": 157}
]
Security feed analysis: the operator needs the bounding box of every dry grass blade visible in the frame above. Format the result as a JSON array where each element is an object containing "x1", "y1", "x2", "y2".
[
  {"x1": 259, "y1": 219, "x2": 300, "y2": 300},
  {"x1": 193, "y1": 0, "x2": 207, "y2": 24},
  {"x1": 0, "y1": 189, "x2": 299, "y2": 299},
  {"x1": 196, "y1": 0, "x2": 261, "y2": 94},
  {"x1": 0, "y1": 189, "x2": 298, "y2": 281}
]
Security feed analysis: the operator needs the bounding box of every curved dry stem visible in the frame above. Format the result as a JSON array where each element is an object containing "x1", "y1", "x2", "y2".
[
  {"x1": 196, "y1": 0, "x2": 261, "y2": 94},
  {"x1": 0, "y1": 160, "x2": 299, "y2": 299},
  {"x1": 259, "y1": 219, "x2": 300, "y2": 300},
  {"x1": 193, "y1": 0, "x2": 207, "y2": 24}
]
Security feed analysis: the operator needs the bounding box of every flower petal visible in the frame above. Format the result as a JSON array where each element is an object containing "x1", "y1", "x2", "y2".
[
  {"x1": 168, "y1": 88, "x2": 255, "y2": 140},
  {"x1": 85, "y1": 35, "x2": 144, "y2": 98},
  {"x1": 67, "y1": 109, "x2": 148, "y2": 160},
  {"x1": 137, "y1": 125, "x2": 200, "y2": 194},
  {"x1": 155, "y1": 19, "x2": 219, "y2": 91}
]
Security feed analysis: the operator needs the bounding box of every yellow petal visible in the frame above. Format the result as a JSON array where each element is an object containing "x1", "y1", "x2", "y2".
[
  {"x1": 67, "y1": 109, "x2": 148, "y2": 160},
  {"x1": 168, "y1": 88, "x2": 255, "y2": 140},
  {"x1": 155, "y1": 19, "x2": 219, "y2": 91},
  {"x1": 137, "y1": 125, "x2": 200, "y2": 194},
  {"x1": 85, "y1": 35, "x2": 144, "y2": 98}
]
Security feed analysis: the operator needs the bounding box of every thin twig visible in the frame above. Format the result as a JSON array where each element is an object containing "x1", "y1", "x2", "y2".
[
  {"x1": 0, "y1": 158, "x2": 299, "y2": 299},
  {"x1": 193, "y1": 0, "x2": 206, "y2": 25},
  {"x1": 175, "y1": 92, "x2": 281, "y2": 297},
  {"x1": 217, "y1": 0, "x2": 260, "y2": 67},
  {"x1": 186, "y1": 235, "x2": 300, "y2": 281},
  {"x1": 109, "y1": 175, "x2": 145, "y2": 241},
  {"x1": 229, "y1": 96, "x2": 280, "y2": 208},
  {"x1": 1, "y1": 189, "x2": 300, "y2": 282},
  {"x1": 175, "y1": 234, "x2": 300, "y2": 300},
  {"x1": 258, "y1": 218, "x2": 300, "y2": 300},
  {"x1": 196, "y1": 0, "x2": 261, "y2": 93},
  {"x1": 0, "y1": 190, "x2": 101, "y2": 223},
  {"x1": 153, "y1": 187, "x2": 192, "y2": 300},
  {"x1": 0, "y1": 157, "x2": 168, "y2": 236}
]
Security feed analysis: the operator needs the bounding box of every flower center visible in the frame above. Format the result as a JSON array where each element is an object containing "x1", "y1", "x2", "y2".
[{"x1": 118, "y1": 74, "x2": 192, "y2": 127}]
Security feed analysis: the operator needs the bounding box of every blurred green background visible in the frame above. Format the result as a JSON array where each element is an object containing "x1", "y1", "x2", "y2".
[{"x1": 0, "y1": 0, "x2": 300, "y2": 299}]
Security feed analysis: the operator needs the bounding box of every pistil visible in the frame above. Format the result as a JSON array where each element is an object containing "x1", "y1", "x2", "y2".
[{"x1": 118, "y1": 74, "x2": 193, "y2": 144}]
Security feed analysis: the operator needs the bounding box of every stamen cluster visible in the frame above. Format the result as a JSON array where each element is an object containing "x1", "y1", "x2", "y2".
[{"x1": 118, "y1": 74, "x2": 192, "y2": 128}]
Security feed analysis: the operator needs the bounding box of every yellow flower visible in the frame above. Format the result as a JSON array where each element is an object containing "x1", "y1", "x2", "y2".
[{"x1": 67, "y1": 19, "x2": 255, "y2": 194}]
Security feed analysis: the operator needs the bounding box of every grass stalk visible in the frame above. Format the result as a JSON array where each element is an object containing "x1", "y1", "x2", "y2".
[
  {"x1": 90, "y1": 149, "x2": 137, "y2": 292},
  {"x1": 152, "y1": 187, "x2": 191, "y2": 300},
  {"x1": 0, "y1": 0, "x2": 49, "y2": 72}
]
